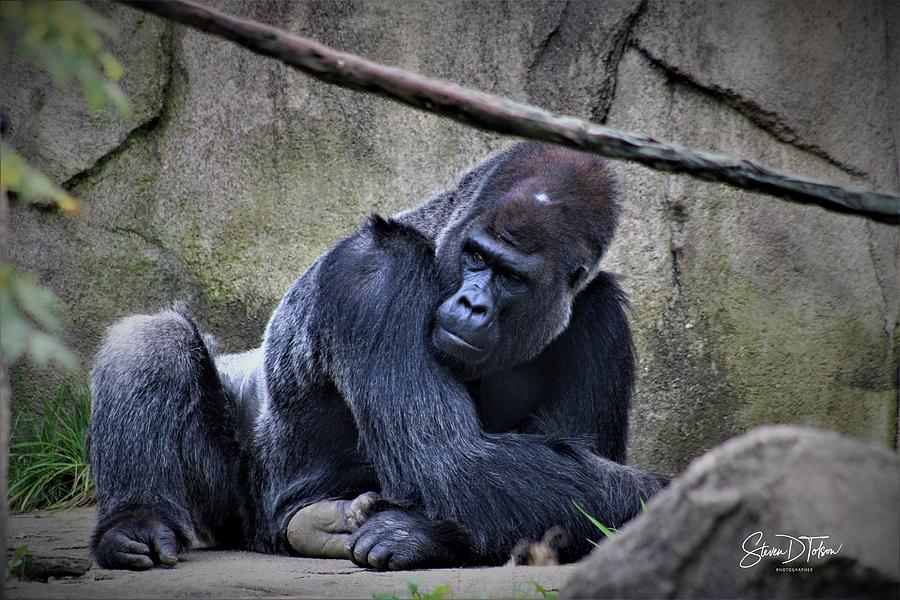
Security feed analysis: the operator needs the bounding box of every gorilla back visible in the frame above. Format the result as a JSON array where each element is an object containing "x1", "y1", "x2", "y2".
[{"x1": 89, "y1": 142, "x2": 667, "y2": 570}]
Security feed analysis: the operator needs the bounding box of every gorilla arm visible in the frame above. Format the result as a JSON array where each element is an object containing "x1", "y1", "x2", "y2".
[
  {"x1": 520, "y1": 271, "x2": 634, "y2": 463},
  {"x1": 314, "y1": 217, "x2": 664, "y2": 568}
]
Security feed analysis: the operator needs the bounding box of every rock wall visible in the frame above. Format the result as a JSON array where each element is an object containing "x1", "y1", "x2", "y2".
[{"x1": 3, "y1": 0, "x2": 897, "y2": 474}]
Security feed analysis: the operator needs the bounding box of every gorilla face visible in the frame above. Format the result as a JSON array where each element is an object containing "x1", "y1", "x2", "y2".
[
  {"x1": 430, "y1": 143, "x2": 619, "y2": 379},
  {"x1": 432, "y1": 222, "x2": 575, "y2": 378}
]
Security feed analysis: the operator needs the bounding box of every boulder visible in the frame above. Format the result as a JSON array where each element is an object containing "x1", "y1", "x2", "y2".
[{"x1": 561, "y1": 426, "x2": 900, "y2": 599}]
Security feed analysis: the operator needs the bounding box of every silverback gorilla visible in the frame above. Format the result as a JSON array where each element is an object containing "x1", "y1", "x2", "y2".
[{"x1": 89, "y1": 142, "x2": 667, "y2": 571}]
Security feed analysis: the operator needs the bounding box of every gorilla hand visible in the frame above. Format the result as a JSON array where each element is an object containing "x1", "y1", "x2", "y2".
[
  {"x1": 346, "y1": 509, "x2": 469, "y2": 570},
  {"x1": 93, "y1": 519, "x2": 180, "y2": 570},
  {"x1": 287, "y1": 492, "x2": 379, "y2": 558}
]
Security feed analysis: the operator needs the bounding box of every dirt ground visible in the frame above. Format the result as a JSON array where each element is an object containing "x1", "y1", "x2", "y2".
[{"x1": 4, "y1": 507, "x2": 575, "y2": 599}]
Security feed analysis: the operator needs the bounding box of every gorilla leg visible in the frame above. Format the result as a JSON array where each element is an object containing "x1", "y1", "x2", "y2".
[
  {"x1": 286, "y1": 492, "x2": 380, "y2": 558},
  {"x1": 90, "y1": 305, "x2": 245, "y2": 569}
]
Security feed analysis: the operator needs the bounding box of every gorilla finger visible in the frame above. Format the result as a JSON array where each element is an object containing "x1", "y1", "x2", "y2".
[
  {"x1": 113, "y1": 552, "x2": 154, "y2": 570},
  {"x1": 151, "y1": 540, "x2": 178, "y2": 566},
  {"x1": 350, "y1": 533, "x2": 380, "y2": 567},
  {"x1": 350, "y1": 491, "x2": 380, "y2": 512},
  {"x1": 366, "y1": 542, "x2": 393, "y2": 571},
  {"x1": 320, "y1": 532, "x2": 352, "y2": 559},
  {"x1": 388, "y1": 550, "x2": 421, "y2": 571},
  {"x1": 345, "y1": 528, "x2": 363, "y2": 552},
  {"x1": 348, "y1": 492, "x2": 380, "y2": 528},
  {"x1": 149, "y1": 526, "x2": 179, "y2": 566},
  {"x1": 106, "y1": 531, "x2": 151, "y2": 555},
  {"x1": 119, "y1": 539, "x2": 151, "y2": 555}
]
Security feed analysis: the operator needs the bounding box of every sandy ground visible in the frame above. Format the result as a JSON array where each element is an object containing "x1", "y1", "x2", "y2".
[{"x1": 4, "y1": 507, "x2": 575, "y2": 599}]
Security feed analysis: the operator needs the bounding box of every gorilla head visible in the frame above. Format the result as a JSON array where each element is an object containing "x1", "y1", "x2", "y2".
[{"x1": 432, "y1": 143, "x2": 620, "y2": 377}]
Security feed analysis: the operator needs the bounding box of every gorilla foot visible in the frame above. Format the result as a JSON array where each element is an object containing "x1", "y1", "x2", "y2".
[
  {"x1": 287, "y1": 492, "x2": 380, "y2": 558},
  {"x1": 346, "y1": 509, "x2": 469, "y2": 570},
  {"x1": 93, "y1": 519, "x2": 180, "y2": 570}
]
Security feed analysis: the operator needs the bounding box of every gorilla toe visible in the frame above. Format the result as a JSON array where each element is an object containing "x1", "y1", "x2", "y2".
[{"x1": 94, "y1": 520, "x2": 180, "y2": 570}]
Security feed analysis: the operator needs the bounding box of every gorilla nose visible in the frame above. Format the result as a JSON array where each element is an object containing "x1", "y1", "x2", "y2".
[{"x1": 455, "y1": 292, "x2": 492, "y2": 327}]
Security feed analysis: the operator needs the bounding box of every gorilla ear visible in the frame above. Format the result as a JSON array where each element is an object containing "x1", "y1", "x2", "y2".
[{"x1": 568, "y1": 266, "x2": 587, "y2": 289}]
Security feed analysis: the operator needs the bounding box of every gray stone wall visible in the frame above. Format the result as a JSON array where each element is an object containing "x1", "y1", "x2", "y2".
[{"x1": 3, "y1": 0, "x2": 897, "y2": 475}]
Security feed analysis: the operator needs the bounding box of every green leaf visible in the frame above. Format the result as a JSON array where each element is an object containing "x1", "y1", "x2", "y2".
[
  {"x1": 6, "y1": 545, "x2": 29, "y2": 580},
  {"x1": 427, "y1": 584, "x2": 451, "y2": 600},
  {"x1": 0, "y1": 290, "x2": 31, "y2": 363},
  {"x1": 405, "y1": 578, "x2": 420, "y2": 596},
  {"x1": 102, "y1": 78, "x2": 131, "y2": 118},
  {"x1": 532, "y1": 581, "x2": 558, "y2": 600},
  {"x1": 11, "y1": 272, "x2": 63, "y2": 332},
  {"x1": 0, "y1": 142, "x2": 80, "y2": 213},
  {"x1": 572, "y1": 501, "x2": 617, "y2": 539},
  {"x1": 98, "y1": 51, "x2": 123, "y2": 80},
  {"x1": 0, "y1": 265, "x2": 78, "y2": 370},
  {"x1": 2, "y1": 0, "x2": 129, "y2": 119}
]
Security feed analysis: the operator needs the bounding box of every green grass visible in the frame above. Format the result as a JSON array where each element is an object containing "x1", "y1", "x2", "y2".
[
  {"x1": 373, "y1": 579, "x2": 557, "y2": 600},
  {"x1": 530, "y1": 580, "x2": 558, "y2": 600},
  {"x1": 572, "y1": 501, "x2": 617, "y2": 544},
  {"x1": 373, "y1": 578, "x2": 451, "y2": 600},
  {"x1": 573, "y1": 497, "x2": 650, "y2": 546},
  {"x1": 9, "y1": 381, "x2": 94, "y2": 513}
]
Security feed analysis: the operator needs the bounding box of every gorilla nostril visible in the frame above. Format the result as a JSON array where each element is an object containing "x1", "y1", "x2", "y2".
[{"x1": 454, "y1": 292, "x2": 490, "y2": 322}]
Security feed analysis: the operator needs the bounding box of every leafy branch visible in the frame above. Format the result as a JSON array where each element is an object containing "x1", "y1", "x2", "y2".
[
  {"x1": 1, "y1": 0, "x2": 130, "y2": 119},
  {"x1": 1, "y1": 0, "x2": 132, "y2": 371}
]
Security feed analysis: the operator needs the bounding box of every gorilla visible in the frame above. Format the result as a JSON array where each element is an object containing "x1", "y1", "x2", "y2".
[{"x1": 89, "y1": 142, "x2": 667, "y2": 571}]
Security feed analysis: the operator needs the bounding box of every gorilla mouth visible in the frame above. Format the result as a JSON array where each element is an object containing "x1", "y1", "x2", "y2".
[
  {"x1": 439, "y1": 327, "x2": 482, "y2": 351},
  {"x1": 434, "y1": 325, "x2": 486, "y2": 361}
]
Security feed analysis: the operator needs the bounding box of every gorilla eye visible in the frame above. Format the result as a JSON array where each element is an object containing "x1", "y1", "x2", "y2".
[{"x1": 465, "y1": 249, "x2": 486, "y2": 267}]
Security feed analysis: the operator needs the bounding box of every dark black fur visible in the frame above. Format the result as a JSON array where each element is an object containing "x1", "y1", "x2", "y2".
[{"x1": 89, "y1": 143, "x2": 667, "y2": 570}]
